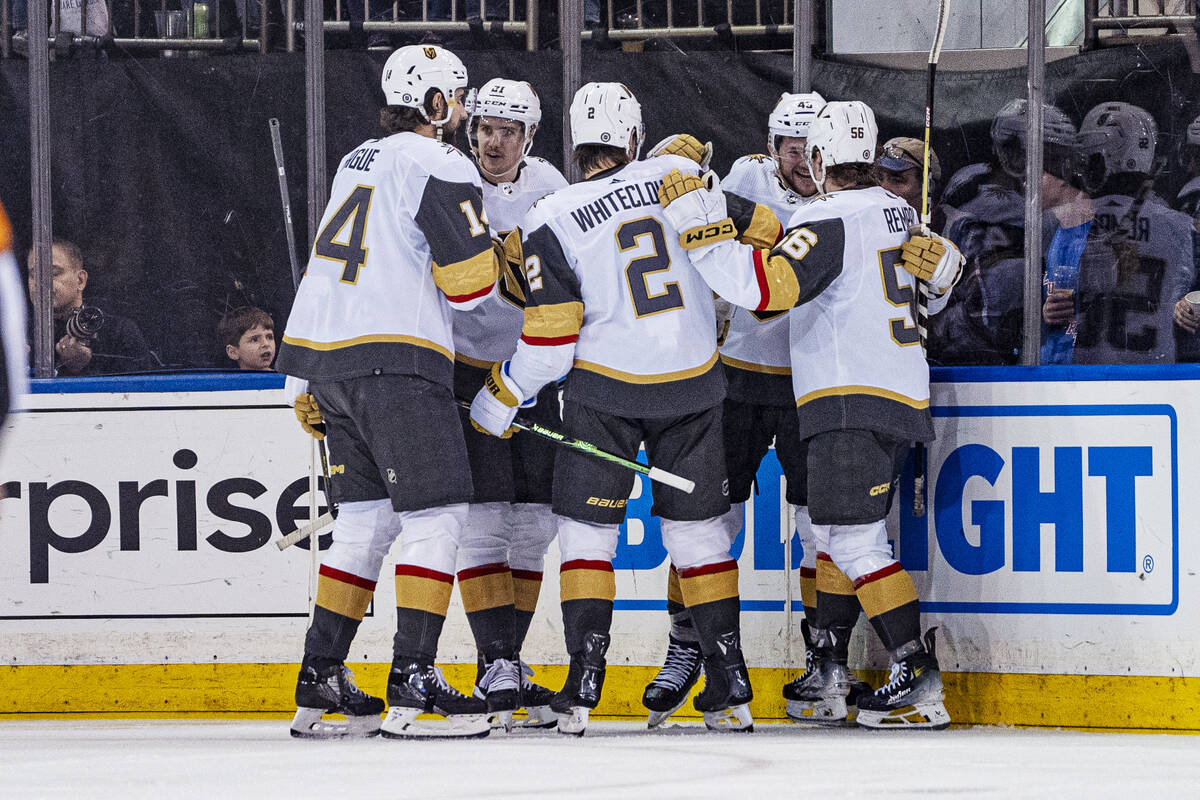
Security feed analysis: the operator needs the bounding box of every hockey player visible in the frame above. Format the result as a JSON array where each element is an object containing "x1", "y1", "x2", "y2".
[
  {"x1": 469, "y1": 82, "x2": 762, "y2": 736},
  {"x1": 660, "y1": 100, "x2": 961, "y2": 730},
  {"x1": 453, "y1": 77, "x2": 568, "y2": 729},
  {"x1": 1063, "y1": 102, "x2": 1193, "y2": 364},
  {"x1": 277, "y1": 44, "x2": 500, "y2": 740},
  {"x1": 1173, "y1": 114, "x2": 1200, "y2": 361},
  {"x1": 638, "y1": 92, "x2": 869, "y2": 728},
  {"x1": 0, "y1": 200, "x2": 27, "y2": 455}
]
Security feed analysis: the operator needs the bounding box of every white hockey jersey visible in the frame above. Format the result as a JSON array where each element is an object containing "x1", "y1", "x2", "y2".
[
  {"x1": 453, "y1": 156, "x2": 568, "y2": 367},
  {"x1": 719, "y1": 154, "x2": 813, "y2": 404},
  {"x1": 509, "y1": 154, "x2": 726, "y2": 418},
  {"x1": 277, "y1": 132, "x2": 497, "y2": 386},
  {"x1": 0, "y1": 202, "x2": 28, "y2": 415},
  {"x1": 1073, "y1": 192, "x2": 1194, "y2": 364}
]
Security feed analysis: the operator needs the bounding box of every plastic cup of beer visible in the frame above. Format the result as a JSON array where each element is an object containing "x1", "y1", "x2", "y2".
[{"x1": 1187, "y1": 291, "x2": 1200, "y2": 313}]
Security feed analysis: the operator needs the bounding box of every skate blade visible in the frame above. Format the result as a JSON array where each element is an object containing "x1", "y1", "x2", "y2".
[
  {"x1": 784, "y1": 697, "x2": 850, "y2": 726},
  {"x1": 289, "y1": 707, "x2": 381, "y2": 739},
  {"x1": 645, "y1": 694, "x2": 691, "y2": 729},
  {"x1": 702, "y1": 703, "x2": 754, "y2": 733},
  {"x1": 516, "y1": 705, "x2": 558, "y2": 730},
  {"x1": 489, "y1": 710, "x2": 515, "y2": 733},
  {"x1": 556, "y1": 707, "x2": 589, "y2": 737},
  {"x1": 379, "y1": 707, "x2": 491, "y2": 739},
  {"x1": 856, "y1": 702, "x2": 951, "y2": 731}
]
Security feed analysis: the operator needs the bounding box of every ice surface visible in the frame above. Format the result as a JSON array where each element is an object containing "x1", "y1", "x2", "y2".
[{"x1": 0, "y1": 719, "x2": 1196, "y2": 799}]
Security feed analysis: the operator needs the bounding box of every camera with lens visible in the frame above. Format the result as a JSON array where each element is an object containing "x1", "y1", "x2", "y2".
[{"x1": 65, "y1": 305, "x2": 105, "y2": 344}]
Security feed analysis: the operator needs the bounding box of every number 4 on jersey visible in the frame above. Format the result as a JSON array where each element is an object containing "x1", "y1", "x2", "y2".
[{"x1": 314, "y1": 185, "x2": 373, "y2": 284}]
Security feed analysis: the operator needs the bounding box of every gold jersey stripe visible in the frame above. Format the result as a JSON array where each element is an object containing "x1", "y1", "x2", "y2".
[
  {"x1": 560, "y1": 568, "x2": 616, "y2": 603},
  {"x1": 512, "y1": 575, "x2": 542, "y2": 613},
  {"x1": 395, "y1": 573, "x2": 454, "y2": 616},
  {"x1": 574, "y1": 350, "x2": 719, "y2": 385},
  {"x1": 432, "y1": 247, "x2": 498, "y2": 298},
  {"x1": 760, "y1": 253, "x2": 801, "y2": 311},
  {"x1": 740, "y1": 203, "x2": 783, "y2": 249},
  {"x1": 455, "y1": 353, "x2": 495, "y2": 369},
  {"x1": 816, "y1": 557, "x2": 856, "y2": 596},
  {"x1": 459, "y1": 570, "x2": 516, "y2": 613},
  {"x1": 666, "y1": 566, "x2": 684, "y2": 606},
  {"x1": 315, "y1": 574, "x2": 374, "y2": 621},
  {"x1": 679, "y1": 567, "x2": 739, "y2": 607},
  {"x1": 282, "y1": 332, "x2": 453, "y2": 361},
  {"x1": 523, "y1": 301, "x2": 584, "y2": 340},
  {"x1": 719, "y1": 353, "x2": 791, "y2": 376},
  {"x1": 796, "y1": 384, "x2": 929, "y2": 409},
  {"x1": 856, "y1": 569, "x2": 919, "y2": 618}
]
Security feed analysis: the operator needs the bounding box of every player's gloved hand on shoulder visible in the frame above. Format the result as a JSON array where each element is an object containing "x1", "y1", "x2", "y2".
[
  {"x1": 714, "y1": 296, "x2": 735, "y2": 346},
  {"x1": 284, "y1": 376, "x2": 326, "y2": 440},
  {"x1": 659, "y1": 169, "x2": 735, "y2": 250},
  {"x1": 469, "y1": 361, "x2": 532, "y2": 438},
  {"x1": 647, "y1": 133, "x2": 713, "y2": 170},
  {"x1": 901, "y1": 224, "x2": 964, "y2": 295}
]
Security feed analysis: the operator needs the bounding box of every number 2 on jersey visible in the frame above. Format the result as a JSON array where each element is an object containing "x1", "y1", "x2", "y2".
[
  {"x1": 618, "y1": 218, "x2": 683, "y2": 317},
  {"x1": 314, "y1": 185, "x2": 373, "y2": 284}
]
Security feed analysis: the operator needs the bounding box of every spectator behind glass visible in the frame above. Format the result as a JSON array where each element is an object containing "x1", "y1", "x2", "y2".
[
  {"x1": 27, "y1": 239, "x2": 153, "y2": 376},
  {"x1": 875, "y1": 136, "x2": 945, "y2": 233},
  {"x1": 218, "y1": 306, "x2": 275, "y2": 370}
]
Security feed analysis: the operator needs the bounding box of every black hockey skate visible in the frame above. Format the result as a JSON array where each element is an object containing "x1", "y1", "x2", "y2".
[
  {"x1": 641, "y1": 636, "x2": 703, "y2": 729},
  {"x1": 290, "y1": 657, "x2": 383, "y2": 739},
  {"x1": 692, "y1": 632, "x2": 754, "y2": 732},
  {"x1": 476, "y1": 656, "x2": 521, "y2": 731},
  {"x1": 783, "y1": 622, "x2": 859, "y2": 725},
  {"x1": 551, "y1": 631, "x2": 610, "y2": 736},
  {"x1": 517, "y1": 662, "x2": 559, "y2": 730},
  {"x1": 380, "y1": 658, "x2": 491, "y2": 739},
  {"x1": 856, "y1": 628, "x2": 951, "y2": 731}
]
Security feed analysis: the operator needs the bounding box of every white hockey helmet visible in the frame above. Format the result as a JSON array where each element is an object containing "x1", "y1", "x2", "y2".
[
  {"x1": 569, "y1": 82, "x2": 644, "y2": 159},
  {"x1": 767, "y1": 91, "x2": 826, "y2": 155},
  {"x1": 805, "y1": 100, "x2": 877, "y2": 193},
  {"x1": 381, "y1": 45, "x2": 469, "y2": 126},
  {"x1": 990, "y1": 98, "x2": 1081, "y2": 184},
  {"x1": 468, "y1": 78, "x2": 543, "y2": 158},
  {"x1": 1077, "y1": 101, "x2": 1158, "y2": 184}
]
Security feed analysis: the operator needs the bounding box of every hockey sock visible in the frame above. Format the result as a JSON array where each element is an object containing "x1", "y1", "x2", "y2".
[
  {"x1": 559, "y1": 560, "x2": 615, "y2": 655},
  {"x1": 666, "y1": 565, "x2": 700, "y2": 643},
  {"x1": 677, "y1": 560, "x2": 740, "y2": 656},
  {"x1": 304, "y1": 564, "x2": 376, "y2": 661},
  {"x1": 393, "y1": 563, "x2": 454, "y2": 662},
  {"x1": 815, "y1": 552, "x2": 860, "y2": 633},
  {"x1": 511, "y1": 568, "x2": 543, "y2": 650},
  {"x1": 457, "y1": 562, "x2": 517, "y2": 661},
  {"x1": 853, "y1": 562, "x2": 921, "y2": 654}
]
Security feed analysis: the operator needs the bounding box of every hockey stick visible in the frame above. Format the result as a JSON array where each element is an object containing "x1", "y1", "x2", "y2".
[
  {"x1": 276, "y1": 511, "x2": 336, "y2": 551},
  {"x1": 271, "y1": 117, "x2": 336, "y2": 553},
  {"x1": 912, "y1": 0, "x2": 951, "y2": 518},
  {"x1": 455, "y1": 400, "x2": 696, "y2": 494}
]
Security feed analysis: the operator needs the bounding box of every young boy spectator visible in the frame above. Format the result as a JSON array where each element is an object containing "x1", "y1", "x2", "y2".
[{"x1": 218, "y1": 306, "x2": 276, "y2": 370}]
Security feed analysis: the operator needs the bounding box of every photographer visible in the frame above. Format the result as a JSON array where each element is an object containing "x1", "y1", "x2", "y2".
[{"x1": 27, "y1": 239, "x2": 152, "y2": 376}]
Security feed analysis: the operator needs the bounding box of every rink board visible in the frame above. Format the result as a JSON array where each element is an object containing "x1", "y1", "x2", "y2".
[{"x1": 1, "y1": 367, "x2": 1197, "y2": 729}]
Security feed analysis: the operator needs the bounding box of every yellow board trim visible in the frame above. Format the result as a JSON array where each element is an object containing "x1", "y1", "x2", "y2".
[
  {"x1": 574, "y1": 350, "x2": 718, "y2": 385},
  {"x1": 719, "y1": 353, "x2": 791, "y2": 376},
  {"x1": 4, "y1": 665, "x2": 1199, "y2": 731},
  {"x1": 796, "y1": 384, "x2": 929, "y2": 409},
  {"x1": 282, "y1": 332, "x2": 453, "y2": 362}
]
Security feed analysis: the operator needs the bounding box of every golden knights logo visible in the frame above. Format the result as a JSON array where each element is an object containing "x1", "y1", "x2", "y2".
[{"x1": 423, "y1": 46, "x2": 438, "y2": 59}]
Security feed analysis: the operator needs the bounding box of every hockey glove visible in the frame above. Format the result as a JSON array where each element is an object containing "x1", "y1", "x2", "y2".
[
  {"x1": 901, "y1": 226, "x2": 964, "y2": 295},
  {"x1": 658, "y1": 169, "x2": 735, "y2": 251},
  {"x1": 469, "y1": 361, "x2": 531, "y2": 438},
  {"x1": 647, "y1": 133, "x2": 713, "y2": 171},
  {"x1": 714, "y1": 296, "x2": 735, "y2": 346},
  {"x1": 294, "y1": 393, "x2": 326, "y2": 440}
]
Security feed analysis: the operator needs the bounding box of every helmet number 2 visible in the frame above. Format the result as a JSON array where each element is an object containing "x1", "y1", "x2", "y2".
[{"x1": 314, "y1": 185, "x2": 374, "y2": 284}]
